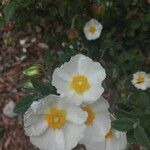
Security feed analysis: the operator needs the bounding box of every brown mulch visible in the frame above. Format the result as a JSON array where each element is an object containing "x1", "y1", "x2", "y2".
[{"x1": 0, "y1": 30, "x2": 45, "y2": 150}]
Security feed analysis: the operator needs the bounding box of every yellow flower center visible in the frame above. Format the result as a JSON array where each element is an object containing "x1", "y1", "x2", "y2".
[
  {"x1": 105, "y1": 128, "x2": 113, "y2": 139},
  {"x1": 136, "y1": 76, "x2": 145, "y2": 84},
  {"x1": 71, "y1": 74, "x2": 90, "y2": 95},
  {"x1": 45, "y1": 107, "x2": 67, "y2": 129},
  {"x1": 88, "y1": 26, "x2": 96, "y2": 33},
  {"x1": 82, "y1": 106, "x2": 95, "y2": 125}
]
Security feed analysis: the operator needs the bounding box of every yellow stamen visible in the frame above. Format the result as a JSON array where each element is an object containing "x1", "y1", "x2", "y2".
[
  {"x1": 71, "y1": 74, "x2": 90, "y2": 95},
  {"x1": 105, "y1": 128, "x2": 113, "y2": 139},
  {"x1": 45, "y1": 107, "x2": 67, "y2": 129},
  {"x1": 82, "y1": 106, "x2": 95, "y2": 125},
  {"x1": 88, "y1": 26, "x2": 96, "y2": 33},
  {"x1": 136, "y1": 76, "x2": 145, "y2": 84}
]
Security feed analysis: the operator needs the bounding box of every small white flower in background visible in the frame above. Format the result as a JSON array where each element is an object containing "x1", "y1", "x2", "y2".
[
  {"x1": 19, "y1": 38, "x2": 28, "y2": 46},
  {"x1": 80, "y1": 97, "x2": 111, "y2": 144},
  {"x1": 24, "y1": 94, "x2": 88, "y2": 150},
  {"x1": 131, "y1": 71, "x2": 150, "y2": 90},
  {"x1": 82, "y1": 114, "x2": 127, "y2": 150},
  {"x1": 83, "y1": 18, "x2": 103, "y2": 40},
  {"x1": 38, "y1": 43, "x2": 49, "y2": 50},
  {"x1": 52, "y1": 54, "x2": 106, "y2": 106},
  {"x1": 3, "y1": 101, "x2": 17, "y2": 118}
]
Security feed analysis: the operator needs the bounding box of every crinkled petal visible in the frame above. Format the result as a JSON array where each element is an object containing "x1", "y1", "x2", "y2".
[
  {"x1": 24, "y1": 107, "x2": 48, "y2": 136},
  {"x1": 30, "y1": 129, "x2": 65, "y2": 150},
  {"x1": 63, "y1": 122, "x2": 86, "y2": 150},
  {"x1": 24, "y1": 118, "x2": 48, "y2": 136},
  {"x1": 27, "y1": 94, "x2": 57, "y2": 115}
]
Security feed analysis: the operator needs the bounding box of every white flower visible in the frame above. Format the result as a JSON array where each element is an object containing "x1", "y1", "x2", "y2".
[
  {"x1": 80, "y1": 97, "x2": 111, "y2": 144},
  {"x1": 52, "y1": 54, "x2": 106, "y2": 105},
  {"x1": 24, "y1": 94, "x2": 88, "y2": 150},
  {"x1": 83, "y1": 18, "x2": 103, "y2": 40},
  {"x1": 131, "y1": 71, "x2": 150, "y2": 90},
  {"x1": 3, "y1": 101, "x2": 17, "y2": 118},
  {"x1": 82, "y1": 114, "x2": 127, "y2": 150}
]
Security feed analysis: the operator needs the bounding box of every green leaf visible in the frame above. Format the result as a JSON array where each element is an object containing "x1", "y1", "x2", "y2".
[
  {"x1": 58, "y1": 2, "x2": 66, "y2": 17},
  {"x1": 116, "y1": 107, "x2": 135, "y2": 119},
  {"x1": 127, "y1": 129, "x2": 136, "y2": 143},
  {"x1": 14, "y1": 95, "x2": 35, "y2": 113},
  {"x1": 31, "y1": 79, "x2": 57, "y2": 96},
  {"x1": 136, "y1": 92, "x2": 150, "y2": 108},
  {"x1": 111, "y1": 118, "x2": 134, "y2": 132},
  {"x1": 134, "y1": 125, "x2": 150, "y2": 148},
  {"x1": 0, "y1": 19, "x2": 5, "y2": 28},
  {"x1": 3, "y1": 3, "x2": 16, "y2": 22}
]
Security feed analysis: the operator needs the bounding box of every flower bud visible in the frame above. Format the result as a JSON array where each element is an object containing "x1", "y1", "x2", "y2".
[
  {"x1": 4, "y1": 22, "x2": 14, "y2": 31},
  {"x1": 67, "y1": 29, "x2": 79, "y2": 40},
  {"x1": 23, "y1": 80, "x2": 34, "y2": 89},
  {"x1": 90, "y1": 3, "x2": 105, "y2": 17},
  {"x1": 23, "y1": 64, "x2": 43, "y2": 77}
]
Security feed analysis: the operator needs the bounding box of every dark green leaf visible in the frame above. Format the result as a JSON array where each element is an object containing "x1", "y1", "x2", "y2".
[
  {"x1": 3, "y1": 3, "x2": 16, "y2": 22},
  {"x1": 127, "y1": 129, "x2": 136, "y2": 143},
  {"x1": 136, "y1": 92, "x2": 150, "y2": 108},
  {"x1": 134, "y1": 125, "x2": 150, "y2": 148},
  {"x1": 111, "y1": 118, "x2": 134, "y2": 132},
  {"x1": 31, "y1": 79, "x2": 57, "y2": 96},
  {"x1": 58, "y1": 2, "x2": 66, "y2": 17},
  {"x1": 14, "y1": 95, "x2": 35, "y2": 114}
]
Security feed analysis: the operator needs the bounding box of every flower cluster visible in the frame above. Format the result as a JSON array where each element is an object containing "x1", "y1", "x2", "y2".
[{"x1": 24, "y1": 54, "x2": 127, "y2": 150}]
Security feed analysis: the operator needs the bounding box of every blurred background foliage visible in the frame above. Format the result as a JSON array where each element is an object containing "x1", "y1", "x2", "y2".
[{"x1": 0, "y1": 0, "x2": 150, "y2": 149}]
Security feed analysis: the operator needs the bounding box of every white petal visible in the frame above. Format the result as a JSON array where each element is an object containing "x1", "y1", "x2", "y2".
[
  {"x1": 27, "y1": 94, "x2": 56, "y2": 115},
  {"x1": 30, "y1": 129, "x2": 65, "y2": 150},
  {"x1": 24, "y1": 105, "x2": 48, "y2": 136},
  {"x1": 69, "y1": 93, "x2": 84, "y2": 105},
  {"x1": 106, "y1": 138, "x2": 121, "y2": 150},
  {"x1": 52, "y1": 54, "x2": 85, "y2": 81},
  {"x1": 81, "y1": 124, "x2": 105, "y2": 143},
  {"x1": 54, "y1": 99, "x2": 88, "y2": 124},
  {"x1": 24, "y1": 118, "x2": 48, "y2": 136},
  {"x1": 83, "y1": 84, "x2": 104, "y2": 103},
  {"x1": 51, "y1": 71, "x2": 73, "y2": 98},
  {"x1": 30, "y1": 129, "x2": 55, "y2": 150},
  {"x1": 63, "y1": 122, "x2": 86, "y2": 150},
  {"x1": 94, "y1": 111, "x2": 111, "y2": 141},
  {"x1": 84, "y1": 141, "x2": 106, "y2": 150},
  {"x1": 54, "y1": 130, "x2": 65, "y2": 150},
  {"x1": 66, "y1": 104, "x2": 88, "y2": 124},
  {"x1": 119, "y1": 132, "x2": 127, "y2": 150},
  {"x1": 78, "y1": 56, "x2": 106, "y2": 82},
  {"x1": 91, "y1": 97, "x2": 110, "y2": 112}
]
